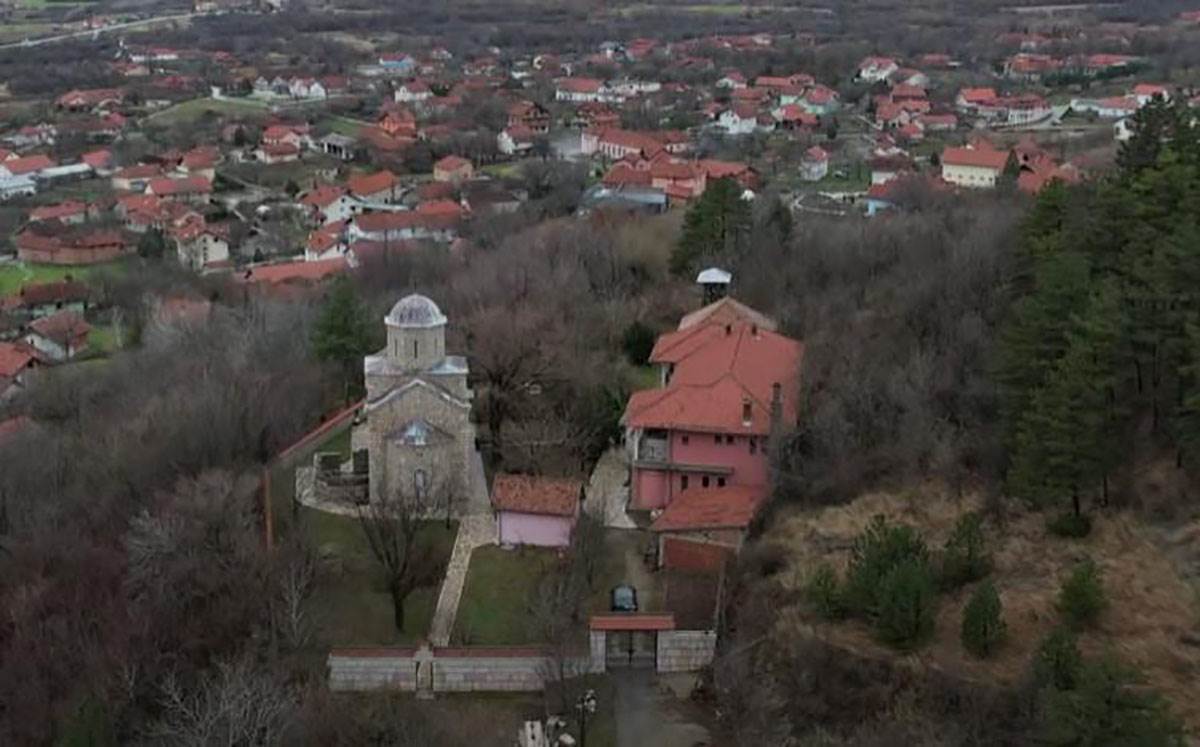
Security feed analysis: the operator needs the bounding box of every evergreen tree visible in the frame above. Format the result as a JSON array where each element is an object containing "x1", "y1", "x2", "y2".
[
  {"x1": 670, "y1": 177, "x2": 751, "y2": 276},
  {"x1": 312, "y1": 276, "x2": 374, "y2": 401},
  {"x1": 1034, "y1": 627, "x2": 1083, "y2": 690},
  {"x1": 137, "y1": 228, "x2": 167, "y2": 260},
  {"x1": 1057, "y1": 558, "x2": 1107, "y2": 629},
  {"x1": 874, "y1": 557, "x2": 937, "y2": 649},
  {"x1": 1041, "y1": 657, "x2": 1184, "y2": 746},
  {"x1": 939, "y1": 512, "x2": 990, "y2": 589},
  {"x1": 961, "y1": 580, "x2": 1006, "y2": 658}
]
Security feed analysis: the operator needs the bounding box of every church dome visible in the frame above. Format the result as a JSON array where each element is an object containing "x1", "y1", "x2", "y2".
[{"x1": 386, "y1": 294, "x2": 447, "y2": 327}]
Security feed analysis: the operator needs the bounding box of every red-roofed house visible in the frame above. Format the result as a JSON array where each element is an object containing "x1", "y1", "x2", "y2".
[
  {"x1": 433, "y1": 155, "x2": 474, "y2": 183},
  {"x1": 24, "y1": 310, "x2": 91, "y2": 361},
  {"x1": 941, "y1": 143, "x2": 1011, "y2": 188},
  {"x1": 347, "y1": 170, "x2": 400, "y2": 203},
  {"x1": 491, "y1": 473, "x2": 584, "y2": 547},
  {"x1": 146, "y1": 176, "x2": 212, "y2": 204},
  {"x1": 622, "y1": 297, "x2": 800, "y2": 566},
  {"x1": 0, "y1": 342, "x2": 37, "y2": 398},
  {"x1": 800, "y1": 145, "x2": 829, "y2": 181},
  {"x1": 857, "y1": 56, "x2": 899, "y2": 83}
]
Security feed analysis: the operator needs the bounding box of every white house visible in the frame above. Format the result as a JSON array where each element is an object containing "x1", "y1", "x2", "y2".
[
  {"x1": 394, "y1": 80, "x2": 433, "y2": 103},
  {"x1": 498, "y1": 126, "x2": 536, "y2": 156},
  {"x1": 1070, "y1": 96, "x2": 1139, "y2": 120},
  {"x1": 176, "y1": 226, "x2": 230, "y2": 270},
  {"x1": 24, "y1": 311, "x2": 90, "y2": 362},
  {"x1": 717, "y1": 105, "x2": 760, "y2": 136},
  {"x1": 940, "y1": 145, "x2": 1009, "y2": 188},
  {"x1": 800, "y1": 146, "x2": 829, "y2": 182},
  {"x1": 0, "y1": 175, "x2": 36, "y2": 200},
  {"x1": 857, "y1": 56, "x2": 899, "y2": 83},
  {"x1": 288, "y1": 78, "x2": 327, "y2": 100}
]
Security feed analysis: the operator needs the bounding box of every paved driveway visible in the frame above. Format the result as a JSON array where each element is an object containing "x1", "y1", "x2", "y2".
[{"x1": 612, "y1": 670, "x2": 712, "y2": 747}]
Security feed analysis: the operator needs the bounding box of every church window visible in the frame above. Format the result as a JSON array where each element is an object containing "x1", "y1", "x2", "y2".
[
  {"x1": 413, "y1": 339, "x2": 419, "y2": 359},
  {"x1": 414, "y1": 469, "x2": 429, "y2": 500}
]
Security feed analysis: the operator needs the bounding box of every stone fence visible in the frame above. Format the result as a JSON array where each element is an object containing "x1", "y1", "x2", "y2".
[
  {"x1": 328, "y1": 644, "x2": 589, "y2": 694},
  {"x1": 328, "y1": 632, "x2": 716, "y2": 693}
]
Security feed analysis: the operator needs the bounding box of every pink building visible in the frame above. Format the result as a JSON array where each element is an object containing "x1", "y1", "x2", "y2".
[
  {"x1": 622, "y1": 297, "x2": 802, "y2": 565},
  {"x1": 491, "y1": 473, "x2": 583, "y2": 547}
]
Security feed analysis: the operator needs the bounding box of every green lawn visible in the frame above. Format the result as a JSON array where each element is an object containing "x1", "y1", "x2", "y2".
[
  {"x1": 452, "y1": 545, "x2": 561, "y2": 645},
  {"x1": 88, "y1": 324, "x2": 119, "y2": 353},
  {"x1": 145, "y1": 97, "x2": 269, "y2": 126},
  {"x1": 0, "y1": 261, "x2": 123, "y2": 296},
  {"x1": 481, "y1": 162, "x2": 522, "y2": 178},
  {"x1": 305, "y1": 509, "x2": 458, "y2": 645},
  {"x1": 322, "y1": 116, "x2": 366, "y2": 137}
]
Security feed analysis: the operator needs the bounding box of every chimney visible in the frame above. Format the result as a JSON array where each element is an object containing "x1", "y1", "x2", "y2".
[{"x1": 741, "y1": 397, "x2": 752, "y2": 426}]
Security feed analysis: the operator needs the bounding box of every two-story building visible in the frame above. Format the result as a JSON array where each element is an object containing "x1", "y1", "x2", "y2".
[{"x1": 621, "y1": 294, "x2": 802, "y2": 568}]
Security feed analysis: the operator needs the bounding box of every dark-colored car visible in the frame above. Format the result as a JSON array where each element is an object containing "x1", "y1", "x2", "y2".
[{"x1": 610, "y1": 584, "x2": 638, "y2": 612}]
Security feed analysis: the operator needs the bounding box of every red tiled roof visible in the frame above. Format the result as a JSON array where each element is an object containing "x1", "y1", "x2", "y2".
[
  {"x1": 434, "y1": 155, "x2": 471, "y2": 171},
  {"x1": 942, "y1": 145, "x2": 1009, "y2": 170},
  {"x1": 300, "y1": 184, "x2": 348, "y2": 208},
  {"x1": 589, "y1": 613, "x2": 675, "y2": 631},
  {"x1": 491, "y1": 473, "x2": 582, "y2": 517},
  {"x1": 347, "y1": 170, "x2": 397, "y2": 198},
  {"x1": 30, "y1": 201, "x2": 87, "y2": 222},
  {"x1": 650, "y1": 485, "x2": 765, "y2": 532},
  {"x1": 0, "y1": 342, "x2": 35, "y2": 377},
  {"x1": 240, "y1": 257, "x2": 347, "y2": 285},
  {"x1": 557, "y1": 77, "x2": 603, "y2": 93},
  {"x1": 29, "y1": 310, "x2": 91, "y2": 344},
  {"x1": 147, "y1": 176, "x2": 212, "y2": 195},
  {"x1": 5, "y1": 155, "x2": 55, "y2": 175}
]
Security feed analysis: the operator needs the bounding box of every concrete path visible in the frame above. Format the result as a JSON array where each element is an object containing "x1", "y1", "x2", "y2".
[
  {"x1": 428, "y1": 513, "x2": 496, "y2": 645},
  {"x1": 612, "y1": 670, "x2": 712, "y2": 747},
  {"x1": 583, "y1": 447, "x2": 639, "y2": 529}
]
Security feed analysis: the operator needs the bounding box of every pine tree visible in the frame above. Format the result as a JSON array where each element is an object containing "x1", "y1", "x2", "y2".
[
  {"x1": 961, "y1": 580, "x2": 1006, "y2": 658},
  {"x1": 1057, "y1": 558, "x2": 1107, "y2": 629},
  {"x1": 312, "y1": 276, "x2": 374, "y2": 401},
  {"x1": 874, "y1": 557, "x2": 937, "y2": 649},
  {"x1": 1041, "y1": 657, "x2": 1184, "y2": 746},
  {"x1": 670, "y1": 177, "x2": 751, "y2": 276}
]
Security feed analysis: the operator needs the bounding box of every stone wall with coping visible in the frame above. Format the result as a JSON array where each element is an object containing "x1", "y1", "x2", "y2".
[
  {"x1": 327, "y1": 645, "x2": 589, "y2": 693},
  {"x1": 656, "y1": 630, "x2": 717, "y2": 673}
]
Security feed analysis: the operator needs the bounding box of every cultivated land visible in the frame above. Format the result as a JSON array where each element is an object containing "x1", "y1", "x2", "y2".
[{"x1": 766, "y1": 488, "x2": 1200, "y2": 732}]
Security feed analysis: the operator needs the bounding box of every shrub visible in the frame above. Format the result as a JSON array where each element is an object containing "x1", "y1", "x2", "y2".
[
  {"x1": 1034, "y1": 627, "x2": 1083, "y2": 691},
  {"x1": 874, "y1": 557, "x2": 937, "y2": 649},
  {"x1": 844, "y1": 515, "x2": 929, "y2": 617},
  {"x1": 1047, "y1": 511, "x2": 1092, "y2": 539},
  {"x1": 940, "y1": 512, "x2": 991, "y2": 590},
  {"x1": 961, "y1": 580, "x2": 1006, "y2": 658},
  {"x1": 804, "y1": 563, "x2": 846, "y2": 620},
  {"x1": 621, "y1": 320, "x2": 657, "y2": 366},
  {"x1": 1058, "y1": 558, "x2": 1106, "y2": 629}
]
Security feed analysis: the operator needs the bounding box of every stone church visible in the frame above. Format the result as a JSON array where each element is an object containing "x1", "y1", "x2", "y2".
[{"x1": 358, "y1": 294, "x2": 479, "y2": 512}]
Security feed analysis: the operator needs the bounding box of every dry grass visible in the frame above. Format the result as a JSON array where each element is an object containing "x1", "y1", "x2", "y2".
[{"x1": 765, "y1": 487, "x2": 1200, "y2": 733}]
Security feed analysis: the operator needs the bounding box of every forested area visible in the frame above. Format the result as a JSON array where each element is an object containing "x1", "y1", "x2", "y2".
[{"x1": 706, "y1": 102, "x2": 1200, "y2": 746}]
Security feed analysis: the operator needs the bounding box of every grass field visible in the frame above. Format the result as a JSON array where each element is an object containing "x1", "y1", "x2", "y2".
[
  {"x1": 0, "y1": 260, "x2": 124, "y2": 296},
  {"x1": 0, "y1": 23, "x2": 55, "y2": 44},
  {"x1": 145, "y1": 97, "x2": 269, "y2": 126},
  {"x1": 452, "y1": 545, "x2": 561, "y2": 645},
  {"x1": 88, "y1": 324, "x2": 119, "y2": 353},
  {"x1": 304, "y1": 509, "x2": 457, "y2": 646},
  {"x1": 322, "y1": 115, "x2": 366, "y2": 137}
]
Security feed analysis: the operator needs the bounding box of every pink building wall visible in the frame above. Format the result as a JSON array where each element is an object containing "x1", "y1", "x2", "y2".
[
  {"x1": 632, "y1": 429, "x2": 769, "y2": 509},
  {"x1": 497, "y1": 510, "x2": 575, "y2": 547}
]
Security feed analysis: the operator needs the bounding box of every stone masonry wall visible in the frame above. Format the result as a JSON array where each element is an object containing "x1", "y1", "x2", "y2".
[
  {"x1": 656, "y1": 630, "x2": 717, "y2": 673},
  {"x1": 328, "y1": 650, "x2": 420, "y2": 691},
  {"x1": 327, "y1": 646, "x2": 589, "y2": 693}
]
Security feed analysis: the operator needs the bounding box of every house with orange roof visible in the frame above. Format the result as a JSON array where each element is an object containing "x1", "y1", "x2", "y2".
[
  {"x1": 621, "y1": 293, "x2": 801, "y2": 567},
  {"x1": 433, "y1": 155, "x2": 474, "y2": 183},
  {"x1": 24, "y1": 310, "x2": 91, "y2": 362},
  {"x1": 347, "y1": 170, "x2": 400, "y2": 204},
  {"x1": 940, "y1": 142, "x2": 1011, "y2": 188},
  {"x1": 491, "y1": 473, "x2": 584, "y2": 548}
]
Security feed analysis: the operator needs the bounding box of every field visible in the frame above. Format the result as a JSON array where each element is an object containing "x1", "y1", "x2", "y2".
[
  {"x1": 144, "y1": 97, "x2": 271, "y2": 126},
  {"x1": 0, "y1": 260, "x2": 125, "y2": 296},
  {"x1": 765, "y1": 487, "x2": 1200, "y2": 733}
]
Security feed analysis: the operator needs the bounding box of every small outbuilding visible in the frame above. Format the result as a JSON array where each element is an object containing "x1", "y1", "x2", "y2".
[{"x1": 491, "y1": 473, "x2": 584, "y2": 548}]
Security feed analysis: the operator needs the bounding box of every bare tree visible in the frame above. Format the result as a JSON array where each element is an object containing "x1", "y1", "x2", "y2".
[
  {"x1": 149, "y1": 658, "x2": 295, "y2": 747},
  {"x1": 356, "y1": 490, "x2": 437, "y2": 633}
]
